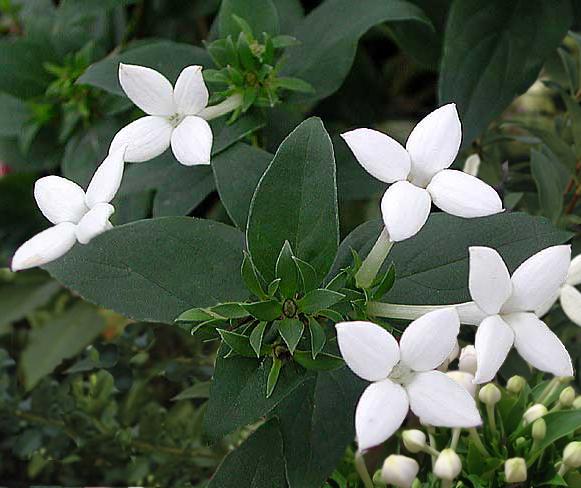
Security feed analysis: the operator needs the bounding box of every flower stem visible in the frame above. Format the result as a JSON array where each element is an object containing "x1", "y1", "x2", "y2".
[
  {"x1": 428, "y1": 427, "x2": 438, "y2": 468},
  {"x1": 441, "y1": 481, "x2": 452, "y2": 488},
  {"x1": 354, "y1": 451, "x2": 374, "y2": 488},
  {"x1": 558, "y1": 463, "x2": 569, "y2": 477},
  {"x1": 486, "y1": 404, "x2": 497, "y2": 433},
  {"x1": 367, "y1": 301, "x2": 482, "y2": 325},
  {"x1": 468, "y1": 428, "x2": 490, "y2": 456},
  {"x1": 355, "y1": 227, "x2": 392, "y2": 289},
  {"x1": 198, "y1": 93, "x2": 243, "y2": 121},
  {"x1": 450, "y1": 428, "x2": 461, "y2": 451},
  {"x1": 538, "y1": 377, "x2": 559, "y2": 405}
]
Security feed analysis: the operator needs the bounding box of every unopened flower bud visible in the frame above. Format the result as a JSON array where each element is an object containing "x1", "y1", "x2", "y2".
[
  {"x1": 479, "y1": 383, "x2": 501, "y2": 406},
  {"x1": 515, "y1": 437, "x2": 527, "y2": 448},
  {"x1": 463, "y1": 154, "x2": 481, "y2": 177},
  {"x1": 563, "y1": 442, "x2": 581, "y2": 469},
  {"x1": 505, "y1": 457, "x2": 527, "y2": 483},
  {"x1": 574, "y1": 396, "x2": 581, "y2": 409},
  {"x1": 506, "y1": 375, "x2": 526, "y2": 394},
  {"x1": 523, "y1": 404, "x2": 547, "y2": 425},
  {"x1": 434, "y1": 449, "x2": 462, "y2": 481},
  {"x1": 559, "y1": 386, "x2": 575, "y2": 407},
  {"x1": 402, "y1": 429, "x2": 426, "y2": 454},
  {"x1": 381, "y1": 454, "x2": 419, "y2": 488},
  {"x1": 459, "y1": 345, "x2": 477, "y2": 375},
  {"x1": 447, "y1": 371, "x2": 476, "y2": 397},
  {"x1": 531, "y1": 418, "x2": 546, "y2": 441}
]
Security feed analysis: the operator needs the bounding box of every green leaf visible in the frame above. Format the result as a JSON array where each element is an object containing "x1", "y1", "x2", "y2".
[
  {"x1": 281, "y1": 0, "x2": 431, "y2": 102},
  {"x1": 171, "y1": 381, "x2": 211, "y2": 401},
  {"x1": 274, "y1": 76, "x2": 315, "y2": 93},
  {"x1": 293, "y1": 256, "x2": 320, "y2": 293},
  {"x1": 250, "y1": 321, "x2": 268, "y2": 358},
  {"x1": 212, "y1": 142, "x2": 273, "y2": 230},
  {"x1": 293, "y1": 350, "x2": 343, "y2": 371},
  {"x1": 247, "y1": 117, "x2": 339, "y2": 281},
  {"x1": 276, "y1": 318, "x2": 304, "y2": 354},
  {"x1": 267, "y1": 357, "x2": 283, "y2": 397},
  {"x1": 268, "y1": 278, "x2": 282, "y2": 296},
  {"x1": 219, "y1": 330, "x2": 256, "y2": 357},
  {"x1": 439, "y1": 0, "x2": 573, "y2": 146},
  {"x1": 207, "y1": 419, "x2": 287, "y2": 488},
  {"x1": 308, "y1": 317, "x2": 326, "y2": 359},
  {"x1": 330, "y1": 213, "x2": 572, "y2": 305},
  {"x1": 0, "y1": 93, "x2": 32, "y2": 137},
  {"x1": 531, "y1": 148, "x2": 564, "y2": 222},
  {"x1": 175, "y1": 308, "x2": 214, "y2": 323},
  {"x1": 530, "y1": 409, "x2": 581, "y2": 453},
  {"x1": 78, "y1": 40, "x2": 212, "y2": 96},
  {"x1": 241, "y1": 251, "x2": 267, "y2": 299},
  {"x1": 204, "y1": 346, "x2": 307, "y2": 438},
  {"x1": 372, "y1": 264, "x2": 396, "y2": 300},
  {"x1": 45, "y1": 218, "x2": 247, "y2": 324},
  {"x1": 20, "y1": 302, "x2": 106, "y2": 390},
  {"x1": 298, "y1": 289, "x2": 344, "y2": 314},
  {"x1": 217, "y1": 0, "x2": 279, "y2": 39},
  {"x1": 275, "y1": 241, "x2": 299, "y2": 298},
  {"x1": 211, "y1": 302, "x2": 249, "y2": 319},
  {"x1": 243, "y1": 299, "x2": 282, "y2": 321}
]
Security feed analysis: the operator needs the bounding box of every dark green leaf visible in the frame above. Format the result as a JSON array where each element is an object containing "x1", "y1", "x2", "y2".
[
  {"x1": 219, "y1": 330, "x2": 256, "y2": 357},
  {"x1": 293, "y1": 256, "x2": 320, "y2": 293},
  {"x1": 0, "y1": 93, "x2": 31, "y2": 137},
  {"x1": 293, "y1": 350, "x2": 343, "y2": 371},
  {"x1": 267, "y1": 357, "x2": 283, "y2": 397},
  {"x1": 171, "y1": 381, "x2": 211, "y2": 401},
  {"x1": 372, "y1": 264, "x2": 396, "y2": 300},
  {"x1": 250, "y1": 321, "x2": 268, "y2": 358},
  {"x1": 276, "y1": 318, "x2": 304, "y2": 354},
  {"x1": 45, "y1": 218, "x2": 247, "y2": 324},
  {"x1": 243, "y1": 300, "x2": 282, "y2": 321},
  {"x1": 275, "y1": 241, "x2": 299, "y2": 298},
  {"x1": 241, "y1": 252, "x2": 267, "y2": 300},
  {"x1": 298, "y1": 289, "x2": 344, "y2": 314},
  {"x1": 175, "y1": 308, "x2": 214, "y2": 323},
  {"x1": 530, "y1": 410, "x2": 581, "y2": 453},
  {"x1": 308, "y1": 317, "x2": 326, "y2": 359},
  {"x1": 247, "y1": 117, "x2": 339, "y2": 281},
  {"x1": 217, "y1": 0, "x2": 279, "y2": 39},
  {"x1": 212, "y1": 302, "x2": 249, "y2": 319},
  {"x1": 531, "y1": 148, "x2": 564, "y2": 222}
]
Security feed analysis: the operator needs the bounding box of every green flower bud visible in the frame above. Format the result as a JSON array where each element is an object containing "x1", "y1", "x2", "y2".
[
  {"x1": 523, "y1": 404, "x2": 547, "y2": 425},
  {"x1": 505, "y1": 457, "x2": 527, "y2": 483},
  {"x1": 402, "y1": 429, "x2": 427, "y2": 454},
  {"x1": 506, "y1": 375, "x2": 526, "y2": 394},
  {"x1": 381, "y1": 454, "x2": 419, "y2": 488},
  {"x1": 532, "y1": 418, "x2": 546, "y2": 441},
  {"x1": 434, "y1": 449, "x2": 462, "y2": 481},
  {"x1": 479, "y1": 383, "x2": 501, "y2": 406},
  {"x1": 564, "y1": 442, "x2": 581, "y2": 469},
  {"x1": 515, "y1": 437, "x2": 527, "y2": 448},
  {"x1": 559, "y1": 386, "x2": 575, "y2": 407}
]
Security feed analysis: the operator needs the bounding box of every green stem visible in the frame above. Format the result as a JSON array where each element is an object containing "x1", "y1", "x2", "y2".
[
  {"x1": 537, "y1": 377, "x2": 559, "y2": 404},
  {"x1": 422, "y1": 444, "x2": 441, "y2": 457},
  {"x1": 355, "y1": 228, "x2": 393, "y2": 289},
  {"x1": 367, "y1": 301, "x2": 483, "y2": 325},
  {"x1": 468, "y1": 428, "x2": 490, "y2": 456},
  {"x1": 486, "y1": 404, "x2": 497, "y2": 433},
  {"x1": 428, "y1": 427, "x2": 438, "y2": 468},
  {"x1": 441, "y1": 481, "x2": 452, "y2": 488},
  {"x1": 354, "y1": 451, "x2": 374, "y2": 488},
  {"x1": 558, "y1": 463, "x2": 569, "y2": 477},
  {"x1": 198, "y1": 93, "x2": 243, "y2": 121},
  {"x1": 450, "y1": 428, "x2": 461, "y2": 451}
]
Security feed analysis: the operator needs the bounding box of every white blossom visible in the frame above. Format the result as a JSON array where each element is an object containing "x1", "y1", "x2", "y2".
[
  {"x1": 468, "y1": 245, "x2": 574, "y2": 383},
  {"x1": 336, "y1": 309, "x2": 481, "y2": 451},
  {"x1": 381, "y1": 455, "x2": 419, "y2": 488},
  {"x1": 11, "y1": 147, "x2": 126, "y2": 271},
  {"x1": 341, "y1": 104, "x2": 502, "y2": 241}
]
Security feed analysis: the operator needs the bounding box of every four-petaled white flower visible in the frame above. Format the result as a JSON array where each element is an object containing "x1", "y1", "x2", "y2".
[
  {"x1": 468, "y1": 245, "x2": 574, "y2": 383},
  {"x1": 11, "y1": 146, "x2": 126, "y2": 271},
  {"x1": 536, "y1": 254, "x2": 581, "y2": 327},
  {"x1": 336, "y1": 308, "x2": 481, "y2": 452},
  {"x1": 110, "y1": 63, "x2": 213, "y2": 166},
  {"x1": 341, "y1": 104, "x2": 503, "y2": 241}
]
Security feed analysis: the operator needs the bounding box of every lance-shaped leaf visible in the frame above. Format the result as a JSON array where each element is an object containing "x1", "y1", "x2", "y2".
[
  {"x1": 298, "y1": 289, "x2": 344, "y2": 314},
  {"x1": 276, "y1": 318, "x2": 304, "y2": 354},
  {"x1": 247, "y1": 117, "x2": 338, "y2": 281},
  {"x1": 45, "y1": 218, "x2": 247, "y2": 323}
]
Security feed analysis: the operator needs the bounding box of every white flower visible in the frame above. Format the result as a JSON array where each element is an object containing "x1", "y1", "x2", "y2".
[
  {"x1": 110, "y1": 63, "x2": 213, "y2": 166},
  {"x1": 335, "y1": 309, "x2": 481, "y2": 452},
  {"x1": 446, "y1": 370, "x2": 476, "y2": 397},
  {"x1": 468, "y1": 245, "x2": 574, "y2": 383},
  {"x1": 341, "y1": 104, "x2": 503, "y2": 241},
  {"x1": 536, "y1": 254, "x2": 581, "y2": 326},
  {"x1": 458, "y1": 345, "x2": 477, "y2": 375},
  {"x1": 381, "y1": 455, "x2": 419, "y2": 488},
  {"x1": 11, "y1": 147, "x2": 126, "y2": 271}
]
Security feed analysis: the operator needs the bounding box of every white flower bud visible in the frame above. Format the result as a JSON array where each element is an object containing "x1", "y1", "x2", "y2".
[
  {"x1": 447, "y1": 370, "x2": 476, "y2": 398},
  {"x1": 559, "y1": 386, "x2": 575, "y2": 407},
  {"x1": 458, "y1": 345, "x2": 477, "y2": 375},
  {"x1": 381, "y1": 454, "x2": 419, "y2": 488},
  {"x1": 574, "y1": 396, "x2": 581, "y2": 409},
  {"x1": 564, "y1": 442, "x2": 581, "y2": 469},
  {"x1": 506, "y1": 375, "x2": 526, "y2": 394},
  {"x1": 523, "y1": 404, "x2": 548, "y2": 425},
  {"x1": 402, "y1": 429, "x2": 426, "y2": 453},
  {"x1": 434, "y1": 449, "x2": 462, "y2": 481},
  {"x1": 479, "y1": 383, "x2": 501, "y2": 406},
  {"x1": 463, "y1": 154, "x2": 481, "y2": 177},
  {"x1": 532, "y1": 418, "x2": 546, "y2": 441},
  {"x1": 505, "y1": 457, "x2": 527, "y2": 483}
]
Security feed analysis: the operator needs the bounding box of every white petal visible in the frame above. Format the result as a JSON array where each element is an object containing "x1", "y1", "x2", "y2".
[
  {"x1": 427, "y1": 170, "x2": 503, "y2": 218},
  {"x1": 110, "y1": 116, "x2": 172, "y2": 163},
  {"x1": 355, "y1": 379, "x2": 409, "y2": 451},
  {"x1": 336, "y1": 321, "x2": 400, "y2": 381},
  {"x1": 446, "y1": 371, "x2": 477, "y2": 397},
  {"x1": 34, "y1": 176, "x2": 88, "y2": 225},
  {"x1": 468, "y1": 247, "x2": 512, "y2": 315},
  {"x1": 170, "y1": 116, "x2": 212, "y2": 166},
  {"x1": 118, "y1": 63, "x2": 175, "y2": 116},
  {"x1": 400, "y1": 308, "x2": 460, "y2": 372},
  {"x1": 406, "y1": 104, "x2": 462, "y2": 187},
  {"x1": 11, "y1": 223, "x2": 77, "y2": 271},
  {"x1": 75, "y1": 203, "x2": 114, "y2": 245},
  {"x1": 566, "y1": 254, "x2": 581, "y2": 286},
  {"x1": 473, "y1": 315, "x2": 514, "y2": 384},
  {"x1": 407, "y1": 370, "x2": 481, "y2": 427},
  {"x1": 504, "y1": 312, "x2": 573, "y2": 377},
  {"x1": 340, "y1": 128, "x2": 411, "y2": 184},
  {"x1": 455, "y1": 301, "x2": 488, "y2": 325},
  {"x1": 560, "y1": 285, "x2": 581, "y2": 326},
  {"x1": 381, "y1": 181, "x2": 431, "y2": 242},
  {"x1": 85, "y1": 145, "x2": 126, "y2": 208},
  {"x1": 535, "y1": 289, "x2": 560, "y2": 317},
  {"x1": 503, "y1": 246, "x2": 571, "y2": 313},
  {"x1": 173, "y1": 66, "x2": 209, "y2": 115},
  {"x1": 462, "y1": 154, "x2": 481, "y2": 177}
]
